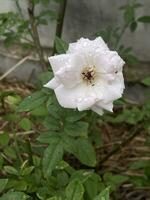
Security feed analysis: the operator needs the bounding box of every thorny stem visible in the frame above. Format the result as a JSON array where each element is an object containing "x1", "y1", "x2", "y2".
[
  {"x1": 53, "y1": 0, "x2": 67, "y2": 55},
  {"x1": 27, "y1": 0, "x2": 47, "y2": 70},
  {"x1": 97, "y1": 125, "x2": 142, "y2": 166}
]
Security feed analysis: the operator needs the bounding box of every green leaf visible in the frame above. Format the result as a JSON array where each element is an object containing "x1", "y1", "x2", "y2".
[
  {"x1": 0, "y1": 179, "x2": 8, "y2": 193},
  {"x1": 55, "y1": 36, "x2": 68, "y2": 54},
  {"x1": 125, "y1": 54, "x2": 139, "y2": 65},
  {"x1": 94, "y1": 187, "x2": 110, "y2": 200},
  {"x1": 4, "y1": 146, "x2": 16, "y2": 159},
  {"x1": 71, "y1": 170, "x2": 93, "y2": 183},
  {"x1": 138, "y1": 16, "x2": 150, "y2": 23},
  {"x1": 130, "y1": 21, "x2": 137, "y2": 32},
  {"x1": 19, "y1": 118, "x2": 32, "y2": 131},
  {"x1": 43, "y1": 141, "x2": 63, "y2": 177},
  {"x1": 38, "y1": 71, "x2": 53, "y2": 85},
  {"x1": 4, "y1": 166, "x2": 19, "y2": 176},
  {"x1": 0, "y1": 156, "x2": 4, "y2": 170},
  {"x1": 37, "y1": 131, "x2": 61, "y2": 144},
  {"x1": 0, "y1": 133, "x2": 9, "y2": 146},
  {"x1": 141, "y1": 77, "x2": 150, "y2": 86},
  {"x1": 17, "y1": 91, "x2": 48, "y2": 112},
  {"x1": 124, "y1": 107, "x2": 144, "y2": 125},
  {"x1": 73, "y1": 138, "x2": 97, "y2": 167},
  {"x1": 64, "y1": 122, "x2": 89, "y2": 137},
  {"x1": 129, "y1": 160, "x2": 150, "y2": 170},
  {"x1": 65, "y1": 179, "x2": 84, "y2": 200},
  {"x1": 2, "y1": 114, "x2": 20, "y2": 122},
  {"x1": 21, "y1": 166, "x2": 35, "y2": 176},
  {"x1": 84, "y1": 173, "x2": 104, "y2": 200},
  {"x1": 124, "y1": 6, "x2": 134, "y2": 24},
  {"x1": 57, "y1": 171, "x2": 69, "y2": 187},
  {"x1": 4, "y1": 33, "x2": 20, "y2": 47},
  {"x1": 63, "y1": 137, "x2": 96, "y2": 167},
  {"x1": 31, "y1": 105, "x2": 48, "y2": 116},
  {"x1": 103, "y1": 172, "x2": 128, "y2": 191},
  {"x1": 62, "y1": 136, "x2": 77, "y2": 154},
  {"x1": 43, "y1": 116, "x2": 61, "y2": 131},
  {"x1": 56, "y1": 160, "x2": 75, "y2": 175},
  {"x1": 129, "y1": 176, "x2": 148, "y2": 187},
  {"x1": 13, "y1": 179, "x2": 28, "y2": 191},
  {"x1": 65, "y1": 111, "x2": 86, "y2": 122},
  {"x1": 90, "y1": 131, "x2": 102, "y2": 148},
  {"x1": 0, "y1": 191, "x2": 29, "y2": 200}
]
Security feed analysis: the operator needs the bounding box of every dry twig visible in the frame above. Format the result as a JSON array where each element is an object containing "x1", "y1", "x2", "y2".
[{"x1": 0, "y1": 56, "x2": 30, "y2": 81}]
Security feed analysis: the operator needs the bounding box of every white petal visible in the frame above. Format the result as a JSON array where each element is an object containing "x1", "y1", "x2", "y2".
[
  {"x1": 96, "y1": 101, "x2": 113, "y2": 112},
  {"x1": 55, "y1": 54, "x2": 85, "y2": 88},
  {"x1": 94, "y1": 51, "x2": 125, "y2": 73},
  {"x1": 77, "y1": 96, "x2": 97, "y2": 111},
  {"x1": 54, "y1": 84, "x2": 88, "y2": 109},
  {"x1": 91, "y1": 105, "x2": 104, "y2": 115},
  {"x1": 100, "y1": 73, "x2": 124, "y2": 103},
  {"x1": 44, "y1": 77, "x2": 60, "y2": 89},
  {"x1": 93, "y1": 37, "x2": 109, "y2": 52},
  {"x1": 98, "y1": 73, "x2": 116, "y2": 83},
  {"x1": 91, "y1": 84, "x2": 103, "y2": 100},
  {"x1": 48, "y1": 54, "x2": 73, "y2": 73},
  {"x1": 67, "y1": 37, "x2": 109, "y2": 55}
]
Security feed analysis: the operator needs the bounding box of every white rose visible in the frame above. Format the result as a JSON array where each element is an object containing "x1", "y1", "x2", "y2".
[{"x1": 44, "y1": 37, "x2": 125, "y2": 115}]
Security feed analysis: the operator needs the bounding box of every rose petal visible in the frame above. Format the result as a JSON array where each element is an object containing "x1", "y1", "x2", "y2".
[
  {"x1": 91, "y1": 105, "x2": 104, "y2": 115},
  {"x1": 67, "y1": 37, "x2": 109, "y2": 55},
  {"x1": 44, "y1": 77, "x2": 60, "y2": 89},
  {"x1": 48, "y1": 54, "x2": 73, "y2": 73},
  {"x1": 54, "y1": 84, "x2": 88, "y2": 109},
  {"x1": 94, "y1": 51, "x2": 125, "y2": 73}
]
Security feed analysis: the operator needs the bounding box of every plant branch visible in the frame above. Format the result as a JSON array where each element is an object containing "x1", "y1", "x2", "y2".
[
  {"x1": 15, "y1": 0, "x2": 24, "y2": 19},
  {"x1": 27, "y1": 0, "x2": 47, "y2": 70},
  {"x1": 97, "y1": 125, "x2": 143, "y2": 166},
  {"x1": 53, "y1": 0, "x2": 67, "y2": 55},
  {"x1": 115, "y1": 23, "x2": 129, "y2": 49},
  {"x1": 0, "y1": 56, "x2": 30, "y2": 81}
]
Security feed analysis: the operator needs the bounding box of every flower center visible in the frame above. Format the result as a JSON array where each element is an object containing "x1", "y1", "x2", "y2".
[{"x1": 81, "y1": 66, "x2": 96, "y2": 85}]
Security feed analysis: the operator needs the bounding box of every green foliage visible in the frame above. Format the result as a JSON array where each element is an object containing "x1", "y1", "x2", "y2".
[
  {"x1": 17, "y1": 90, "x2": 48, "y2": 112},
  {"x1": 0, "y1": 191, "x2": 29, "y2": 200},
  {"x1": 94, "y1": 187, "x2": 110, "y2": 200},
  {"x1": 0, "y1": 179, "x2": 8, "y2": 193},
  {"x1": 0, "y1": 133, "x2": 9, "y2": 146},
  {"x1": 96, "y1": 0, "x2": 150, "y2": 65},
  {"x1": 138, "y1": 16, "x2": 150, "y2": 23},
  {"x1": 103, "y1": 172, "x2": 128, "y2": 191},
  {"x1": 55, "y1": 36, "x2": 69, "y2": 54},
  {"x1": 19, "y1": 118, "x2": 33, "y2": 131},
  {"x1": 0, "y1": 0, "x2": 58, "y2": 49},
  {"x1": 43, "y1": 142, "x2": 63, "y2": 177},
  {"x1": 65, "y1": 179, "x2": 84, "y2": 200},
  {"x1": 141, "y1": 76, "x2": 150, "y2": 86}
]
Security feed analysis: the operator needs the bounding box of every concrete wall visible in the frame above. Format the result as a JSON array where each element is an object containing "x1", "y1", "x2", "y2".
[
  {"x1": 0, "y1": 0, "x2": 150, "y2": 83},
  {"x1": 63, "y1": 0, "x2": 150, "y2": 61},
  {"x1": 0, "y1": 0, "x2": 150, "y2": 60}
]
